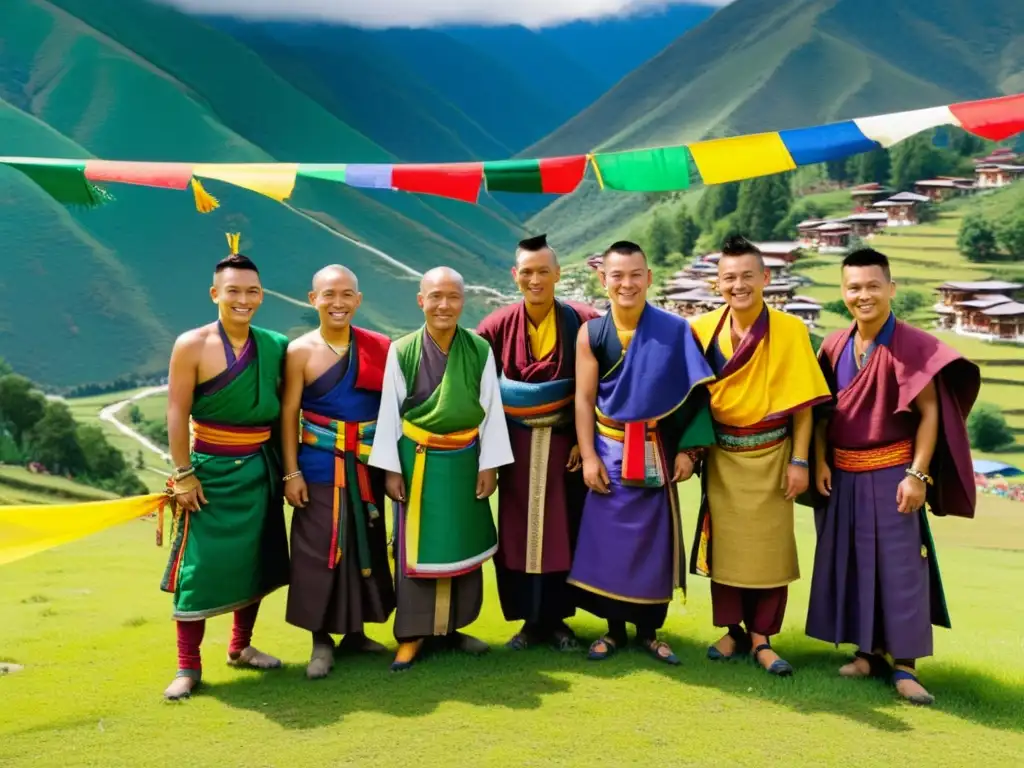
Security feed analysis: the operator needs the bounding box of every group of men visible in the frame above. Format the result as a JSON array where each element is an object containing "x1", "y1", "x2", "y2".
[{"x1": 161, "y1": 232, "x2": 978, "y2": 708}]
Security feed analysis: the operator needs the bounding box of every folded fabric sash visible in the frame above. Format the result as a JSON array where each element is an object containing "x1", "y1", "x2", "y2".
[
  {"x1": 301, "y1": 410, "x2": 378, "y2": 574},
  {"x1": 191, "y1": 419, "x2": 271, "y2": 456},
  {"x1": 596, "y1": 413, "x2": 666, "y2": 488}
]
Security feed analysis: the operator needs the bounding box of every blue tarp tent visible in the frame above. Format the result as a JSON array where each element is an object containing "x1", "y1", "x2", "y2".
[{"x1": 972, "y1": 459, "x2": 1024, "y2": 478}]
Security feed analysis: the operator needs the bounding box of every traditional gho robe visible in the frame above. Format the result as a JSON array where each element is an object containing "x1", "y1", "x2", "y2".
[
  {"x1": 805, "y1": 314, "x2": 979, "y2": 660},
  {"x1": 568, "y1": 305, "x2": 715, "y2": 628},
  {"x1": 161, "y1": 324, "x2": 291, "y2": 620},
  {"x1": 369, "y1": 325, "x2": 513, "y2": 640},
  {"x1": 286, "y1": 327, "x2": 397, "y2": 636},
  {"x1": 690, "y1": 305, "x2": 830, "y2": 635},
  {"x1": 476, "y1": 300, "x2": 599, "y2": 625}
]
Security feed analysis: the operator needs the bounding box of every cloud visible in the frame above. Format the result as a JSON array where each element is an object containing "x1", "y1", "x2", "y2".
[{"x1": 159, "y1": 0, "x2": 733, "y2": 29}]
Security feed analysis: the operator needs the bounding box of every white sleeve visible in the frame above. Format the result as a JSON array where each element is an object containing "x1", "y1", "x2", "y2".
[
  {"x1": 368, "y1": 345, "x2": 406, "y2": 474},
  {"x1": 477, "y1": 348, "x2": 514, "y2": 471}
]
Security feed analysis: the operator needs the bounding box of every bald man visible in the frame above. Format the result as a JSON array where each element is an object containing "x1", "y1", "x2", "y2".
[
  {"x1": 281, "y1": 265, "x2": 396, "y2": 679},
  {"x1": 370, "y1": 267, "x2": 513, "y2": 670}
]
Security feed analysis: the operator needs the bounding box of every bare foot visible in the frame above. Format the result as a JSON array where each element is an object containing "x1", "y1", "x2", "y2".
[
  {"x1": 713, "y1": 633, "x2": 737, "y2": 657},
  {"x1": 306, "y1": 644, "x2": 334, "y2": 680},
  {"x1": 839, "y1": 657, "x2": 872, "y2": 677},
  {"x1": 227, "y1": 646, "x2": 282, "y2": 669},
  {"x1": 163, "y1": 675, "x2": 199, "y2": 700}
]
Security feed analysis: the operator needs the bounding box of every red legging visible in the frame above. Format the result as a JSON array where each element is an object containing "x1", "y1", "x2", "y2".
[{"x1": 176, "y1": 601, "x2": 261, "y2": 672}]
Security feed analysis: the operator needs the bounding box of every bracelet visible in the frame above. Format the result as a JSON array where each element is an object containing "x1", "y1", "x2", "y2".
[
  {"x1": 683, "y1": 448, "x2": 705, "y2": 463},
  {"x1": 905, "y1": 467, "x2": 933, "y2": 486},
  {"x1": 172, "y1": 466, "x2": 195, "y2": 481},
  {"x1": 790, "y1": 457, "x2": 809, "y2": 468},
  {"x1": 283, "y1": 470, "x2": 303, "y2": 482}
]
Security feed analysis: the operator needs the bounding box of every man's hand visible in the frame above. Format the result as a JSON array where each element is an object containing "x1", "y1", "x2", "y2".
[
  {"x1": 284, "y1": 476, "x2": 309, "y2": 508},
  {"x1": 385, "y1": 471, "x2": 406, "y2": 503},
  {"x1": 173, "y1": 475, "x2": 207, "y2": 513},
  {"x1": 784, "y1": 464, "x2": 809, "y2": 500},
  {"x1": 816, "y1": 463, "x2": 832, "y2": 497},
  {"x1": 672, "y1": 452, "x2": 695, "y2": 483},
  {"x1": 896, "y1": 474, "x2": 926, "y2": 514},
  {"x1": 566, "y1": 445, "x2": 582, "y2": 472},
  {"x1": 582, "y1": 455, "x2": 610, "y2": 494},
  {"x1": 476, "y1": 468, "x2": 498, "y2": 499}
]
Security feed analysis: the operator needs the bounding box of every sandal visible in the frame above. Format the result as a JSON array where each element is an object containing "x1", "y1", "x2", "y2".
[
  {"x1": 551, "y1": 628, "x2": 579, "y2": 652},
  {"x1": 707, "y1": 625, "x2": 751, "y2": 661},
  {"x1": 752, "y1": 642, "x2": 793, "y2": 677},
  {"x1": 641, "y1": 638, "x2": 680, "y2": 666},
  {"x1": 506, "y1": 632, "x2": 530, "y2": 651},
  {"x1": 587, "y1": 635, "x2": 619, "y2": 661},
  {"x1": 892, "y1": 667, "x2": 935, "y2": 706}
]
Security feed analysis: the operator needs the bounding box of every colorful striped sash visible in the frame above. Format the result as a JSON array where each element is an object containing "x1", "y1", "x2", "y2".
[
  {"x1": 300, "y1": 410, "x2": 379, "y2": 574},
  {"x1": 191, "y1": 420, "x2": 271, "y2": 456},
  {"x1": 401, "y1": 420, "x2": 479, "y2": 570},
  {"x1": 499, "y1": 376, "x2": 574, "y2": 429},
  {"x1": 833, "y1": 439, "x2": 913, "y2": 473},
  {"x1": 713, "y1": 415, "x2": 789, "y2": 453},
  {"x1": 596, "y1": 413, "x2": 666, "y2": 488}
]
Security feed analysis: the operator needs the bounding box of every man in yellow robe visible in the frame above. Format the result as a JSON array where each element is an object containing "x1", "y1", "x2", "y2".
[{"x1": 691, "y1": 236, "x2": 830, "y2": 676}]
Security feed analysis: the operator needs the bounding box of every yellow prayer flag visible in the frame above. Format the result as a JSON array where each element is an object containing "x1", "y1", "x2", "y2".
[
  {"x1": 688, "y1": 132, "x2": 797, "y2": 185},
  {"x1": 192, "y1": 163, "x2": 298, "y2": 202},
  {"x1": 0, "y1": 493, "x2": 167, "y2": 567}
]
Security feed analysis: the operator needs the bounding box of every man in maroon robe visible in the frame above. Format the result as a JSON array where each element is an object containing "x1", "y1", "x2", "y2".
[
  {"x1": 805, "y1": 248, "x2": 979, "y2": 706},
  {"x1": 477, "y1": 234, "x2": 600, "y2": 650}
]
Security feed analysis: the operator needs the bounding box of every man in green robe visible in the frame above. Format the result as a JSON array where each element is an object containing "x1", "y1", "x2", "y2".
[
  {"x1": 369, "y1": 267, "x2": 513, "y2": 671},
  {"x1": 161, "y1": 240, "x2": 290, "y2": 700}
]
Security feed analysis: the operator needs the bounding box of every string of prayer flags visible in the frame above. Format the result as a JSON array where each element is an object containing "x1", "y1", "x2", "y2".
[{"x1": 1, "y1": 92, "x2": 1022, "y2": 210}]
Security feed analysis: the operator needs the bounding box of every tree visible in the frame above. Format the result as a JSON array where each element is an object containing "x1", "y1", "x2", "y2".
[
  {"x1": 957, "y1": 213, "x2": 999, "y2": 262},
  {"x1": 892, "y1": 289, "x2": 927, "y2": 317},
  {"x1": 825, "y1": 158, "x2": 852, "y2": 184},
  {"x1": 696, "y1": 182, "x2": 740, "y2": 230},
  {"x1": 26, "y1": 401, "x2": 85, "y2": 475},
  {"x1": 773, "y1": 200, "x2": 827, "y2": 240},
  {"x1": 890, "y1": 135, "x2": 956, "y2": 191},
  {"x1": 127, "y1": 404, "x2": 143, "y2": 425},
  {"x1": 734, "y1": 174, "x2": 792, "y2": 241},
  {"x1": 967, "y1": 403, "x2": 1015, "y2": 452},
  {"x1": 77, "y1": 424, "x2": 128, "y2": 480},
  {"x1": 0, "y1": 374, "x2": 46, "y2": 446},
  {"x1": 675, "y1": 206, "x2": 701, "y2": 257},
  {"x1": 851, "y1": 148, "x2": 891, "y2": 186},
  {"x1": 136, "y1": 450, "x2": 146, "y2": 470},
  {"x1": 996, "y1": 210, "x2": 1024, "y2": 259},
  {"x1": 0, "y1": 357, "x2": 11, "y2": 378},
  {"x1": 647, "y1": 212, "x2": 674, "y2": 265}
]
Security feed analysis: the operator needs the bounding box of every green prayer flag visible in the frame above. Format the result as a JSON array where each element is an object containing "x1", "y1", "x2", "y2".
[
  {"x1": 483, "y1": 159, "x2": 542, "y2": 193},
  {"x1": 593, "y1": 146, "x2": 691, "y2": 192},
  {"x1": 4, "y1": 160, "x2": 113, "y2": 207},
  {"x1": 297, "y1": 164, "x2": 348, "y2": 183}
]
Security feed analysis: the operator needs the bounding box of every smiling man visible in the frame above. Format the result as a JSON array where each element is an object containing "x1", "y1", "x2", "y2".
[
  {"x1": 161, "y1": 235, "x2": 290, "y2": 700},
  {"x1": 369, "y1": 266, "x2": 513, "y2": 671},
  {"x1": 569, "y1": 241, "x2": 715, "y2": 666},
  {"x1": 690, "y1": 235, "x2": 830, "y2": 677},
  {"x1": 280, "y1": 265, "x2": 396, "y2": 679},
  {"x1": 805, "y1": 248, "x2": 979, "y2": 705},
  {"x1": 476, "y1": 234, "x2": 600, "y2": 652}
]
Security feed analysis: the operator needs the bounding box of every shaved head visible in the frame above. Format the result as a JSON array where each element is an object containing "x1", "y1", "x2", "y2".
[
  {"x1": 420, "y1": 266, "x2": 465, "y2": 294},
  {"x1": 312, "y1": 263, "x2": 358, "y2": 292}
]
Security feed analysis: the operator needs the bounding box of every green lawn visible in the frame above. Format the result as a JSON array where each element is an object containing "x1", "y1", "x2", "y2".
[
  {"x1": 0, "y1": 465, "x2": 117, "y2": 504},
  {"x1": 1, "y1": 484, "x2": 1023, "y2": 767}
]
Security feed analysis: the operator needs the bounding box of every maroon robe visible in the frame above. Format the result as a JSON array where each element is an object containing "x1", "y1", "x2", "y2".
[{"x1": 477, "y1": 299, "x2": 599, "y2": 625}]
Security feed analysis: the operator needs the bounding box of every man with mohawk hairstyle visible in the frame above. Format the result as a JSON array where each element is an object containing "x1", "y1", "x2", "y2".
[
  {"x1": 477, "y1": 234, "x2": 600, "y2": 652},
  {"x1": 370, "y1": 266, "x2": 513, "y2": 671},
  {"x1": 280, "y1": 265, "x2": 396, "y2": 680},
  {"x1": 161, "y1": 233, "x2": 290, "y2": 700}
]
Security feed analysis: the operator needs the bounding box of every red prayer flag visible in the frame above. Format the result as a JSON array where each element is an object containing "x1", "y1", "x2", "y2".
[
  {"x1": 391, "y1": 163, "x2": 483, "y2": 203},
  {"x1": 538, "y1": 155, "x2": 588, "y2": 194},
  {"x1": 84, "y1": 160, "x2": 195, "y2": 189},
  {"x1": 950, "y1": 93, "x2": 1024, "y2": 141}
]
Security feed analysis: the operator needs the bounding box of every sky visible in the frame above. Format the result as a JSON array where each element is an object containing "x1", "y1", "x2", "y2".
[{"x1": 159, "y1": 0, "x2": 733, "y2": 29}]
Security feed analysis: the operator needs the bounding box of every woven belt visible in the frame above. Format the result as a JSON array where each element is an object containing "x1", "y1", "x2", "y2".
[{"x1": 833, "y1": 439, "x2": 913, "y2": 472}]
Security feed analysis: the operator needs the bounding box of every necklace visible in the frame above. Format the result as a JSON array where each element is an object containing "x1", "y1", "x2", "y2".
[{"x1": 320, "y1": 328, "x2": 350, "y2": 357}]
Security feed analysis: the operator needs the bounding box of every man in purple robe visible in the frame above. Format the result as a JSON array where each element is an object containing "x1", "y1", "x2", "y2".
[
  {"x1": 569, "y1": 241, "x2": 715, "y2": 665},
  {"x1": 805, "y1": 248, "x2": 979, "y2": 706},
  {"x1": 477, "y1": 235, "x2": 600, "y2": 651}
]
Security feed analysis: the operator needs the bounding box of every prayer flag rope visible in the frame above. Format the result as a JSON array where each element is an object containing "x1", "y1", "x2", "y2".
[{"x1": 0, "y1": 93, "x2": 1021, "y2": 208}]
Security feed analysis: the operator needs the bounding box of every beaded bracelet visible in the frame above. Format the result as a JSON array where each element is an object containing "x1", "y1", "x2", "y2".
[
  {"x1": 905, "y1": 467, "x2": 933, "y2": 486},
  {"x1": 282, "y1": 470, "x2": 303, "y2": 482},
  {"x1": 790, "y1": 457, "x2": 810, "y2": 468}
]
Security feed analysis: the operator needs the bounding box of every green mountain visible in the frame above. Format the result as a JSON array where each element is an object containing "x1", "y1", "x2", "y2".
[
  {"x1": 528, "y1": 0, "x2": 1024, "y2": 251},
  {"x1": 0, "y1": 0, "x2": 529, "y2": 388}
]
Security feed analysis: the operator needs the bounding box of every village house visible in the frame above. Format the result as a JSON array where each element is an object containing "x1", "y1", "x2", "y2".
[
  {"x1": 975, "y1": 163, "x2": 1024, "y2": 188},
  {"x1": 844, "y1": 211, "x2": 888, "y2": 238},
  {"x1": 814, "y1": 221, "x2": 853, "y2": 253},
  {"x1": 934, "y1": 280, "x2": 1024, "y2": 341},
  {"x1": 783, "y1": 300, "x2": 823, "y2": 328},
  {"x1": 913, "y1": 177, "x2": 976, "y2": 201},
  {"x1": 850, "y1": 182, "x2": 892, "y2": 212},
  {"x1": 796, "y1": 219, "x2": 825, "y2": 249},
  {"x1": 872, "y1": 191, "x2": 930, "y2": 226}
]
